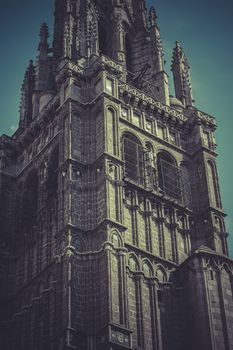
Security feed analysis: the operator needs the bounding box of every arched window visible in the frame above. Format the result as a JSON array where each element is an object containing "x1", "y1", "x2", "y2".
[
  {"x1": 123, "y1": 134, "x2": 144, "y2": 185},
  {"x1": 125, "y1": 33, "x2": 133, "y2": 72},
  {"x1": 157, "y1": 152, "x2": 181, "y2": 201},
  {"x1": 207, "y1": 161, "x2": 221, "y2": 208}
]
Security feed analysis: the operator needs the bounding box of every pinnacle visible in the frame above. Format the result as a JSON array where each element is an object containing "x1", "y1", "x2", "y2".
[
  {"x1": 39, "y1": 22, "x2": 49, "y2": 44},
  {"x1": 171, "y1": 41, "x2": 187, "y2": 69},
  {"x1": 27, "y1": 60, "x2": 35, "y2": 73},
  {"x1": 173, "y1": 41, "x2": 183, "y2": 57},
  {"x1": 149, "y1": 6, "x2": 158, "y2": 28}
]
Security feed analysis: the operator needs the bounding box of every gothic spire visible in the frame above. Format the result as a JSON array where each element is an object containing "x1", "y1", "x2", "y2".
[
  {"x1": 171, "y1": 41, "x2": 194, "y2": 107},
  {"x1": 149, "y1": 6, "x2": 164, "y2": 72}
]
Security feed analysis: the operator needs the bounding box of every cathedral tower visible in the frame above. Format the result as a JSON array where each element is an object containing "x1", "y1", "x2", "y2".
[{"x1": 0, "y1": 1, "x2": 233, "y2": 349}]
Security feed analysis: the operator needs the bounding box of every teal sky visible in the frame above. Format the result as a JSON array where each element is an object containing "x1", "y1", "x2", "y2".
[{"x1": 0, "y1": 0, "x2": 233, "y2": 256}]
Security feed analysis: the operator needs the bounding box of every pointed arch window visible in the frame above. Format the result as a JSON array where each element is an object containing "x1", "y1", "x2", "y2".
[
  {"x1": 123, "y1": 134, "x2": 144, "y2": 185},
  {"x1": 157, "y1": 152, "x2": 181, "y2": 201},
  {"x1": 207, "y1": 161, "x2": 221, "y2": 208}
]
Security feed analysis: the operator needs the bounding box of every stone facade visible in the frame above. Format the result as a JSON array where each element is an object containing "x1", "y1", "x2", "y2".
[{"x1": 0, "y1": 1, "x2": 233, "y2": 349}]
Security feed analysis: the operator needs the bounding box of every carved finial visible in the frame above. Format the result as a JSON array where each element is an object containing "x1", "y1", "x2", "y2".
[{"x1": 149, "y1": 6, "x2": 157, "y2": 28}]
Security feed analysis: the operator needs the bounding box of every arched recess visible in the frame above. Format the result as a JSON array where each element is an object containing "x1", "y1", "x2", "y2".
[
  {"x1": 47, "y1": 145, "x2": 59, "y2": 197},
  {"x1": 123, "y1": 133, "x2": 144, "y2": 185},
  {"x1": 207, "y1": 160, "x2": 221, "y2": 208},
  {"x1": 110, "y1": 230, "x2": 123, "y2": 248},
  {"x1": 214, "y1": 216, "x2": 226, "y2": 255},
  {"x1": 95, "y1": 110, "x2": 104, "y2": 158},
  {"x1": 155, "y1": 265, "x2": 167, "y2": 283},
  {"x1": 107, "y1": 108, "x2": 118, "y2": 156},
  {"x1": 157, "y1": 151, "x2": 181, "y2": 201},
  {"x1": 128, "y1": 254, "x2": 140, "y2": 272},
  {"x1": 21, "y1": 169, "x2": 39, "y2": 227},
  {"x1": 180, "y1": 163, "x2": 193, "y2": 208},
  {"x1": 142, "y1": 260, "x2": 153, "y2": 278}
]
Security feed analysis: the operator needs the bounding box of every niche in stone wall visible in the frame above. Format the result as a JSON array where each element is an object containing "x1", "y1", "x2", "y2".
[
  {"x1": 142, "y1": 260, "x2": 153, "y2": 278},
  {"x1": 207, "y1": 160, "x2": 221, "y2": 208},
  {"x1": 128, "y1": 255, "x2": 140, "y2": 272},
  {"x1": 108, "y1": 163, "x2": 120, "y2": 222},
  {"x1": 107, "y1": 108, "x2": 117, "y2": 156},
  {"x1": 214, "y1": 216, "x2": 225, "y2": 254},
  {"x1": 96, "y1": 111, "x2": 104, "y2": 158},
  {"x1": 111, "y1": 231, "x2": 122, "y2": 248}
]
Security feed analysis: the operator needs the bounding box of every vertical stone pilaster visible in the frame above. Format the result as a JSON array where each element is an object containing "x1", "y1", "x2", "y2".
[
  {"x1": 149, "y1": 280, "x2": 163, "y2": 350},
  {"x1": 131, "y1": 191, "x2": 139, "y2": 247},
  {"x1": 216, "y1": 269, "x2": 230, "y2": 350},
  {"x1": 118, "y1": 251, "x2": 129, "y2": 327},
  {"x1": 135, "y1": 275, "x2": 144, "y2": 348},
  {"x1": 202, "y1": 266, "x2": 216, "y2": 350}
]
